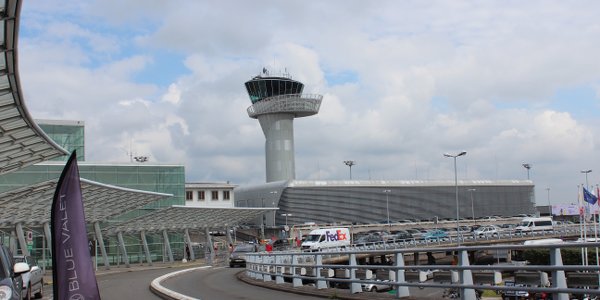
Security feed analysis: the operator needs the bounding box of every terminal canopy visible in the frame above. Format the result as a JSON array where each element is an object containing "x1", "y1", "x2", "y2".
[
  {"x1": 0, "y1": 0, "x2": 69, "y2": 175},
  {"x1": 103, "y1": 206, "x2": 278, "y2": 235},
  {"x1": 0, "y1": 178, "x2": 172, "y2": 228}
]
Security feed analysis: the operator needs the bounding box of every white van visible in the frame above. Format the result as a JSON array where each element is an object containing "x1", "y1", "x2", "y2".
[
  {"x1": 515, "y1": 217, "x2": 554, "y2": 233},
  {"x1": 301, "y1": 228, "x2": 350, "y2": 251}
]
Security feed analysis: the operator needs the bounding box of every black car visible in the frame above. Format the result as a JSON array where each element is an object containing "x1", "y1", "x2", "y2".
[
  {"x1": 0, "y1": 245, "x2": 30, "y2": 300},
  {"x1": 229, "y1": 244, "x2": 256, "y2": 268}
]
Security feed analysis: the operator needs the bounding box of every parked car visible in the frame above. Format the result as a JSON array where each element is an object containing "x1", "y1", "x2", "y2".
[
  {"x1": 229, "y1": 244, "x2": 256, "y2": 268},
  {"x1": 474, "y1": 225, "x2": 500, "y2": 238},
  {"x1": 271, "y1": 239, "x2": 289, "y2": 251},
  {"x1": 361, "y1": 279, "x2": 392, "y2": 292},
  {"x1": 13, "y1": 255, "x2": 43, "y2": 299},
  {"x1": 387, "y1": 230, "x2": 413, "y2": 242},
  {"x1": 423, "y1": 229, "x2": 448, "y2": 241},
  {"x1": 354, "y1": 233, "x2": 383, "y2": 245},
  {"x1": 0, "y1": 245, "x2": 29, "y2": 300}
]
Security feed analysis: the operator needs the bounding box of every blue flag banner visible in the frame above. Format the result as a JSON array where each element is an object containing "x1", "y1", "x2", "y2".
[
  {"x1": 583, "y1": 187, "x2": 598, "y2": 205},
  {"x1": 51, "y1": 151, "x2": 101, "y2": 299}
]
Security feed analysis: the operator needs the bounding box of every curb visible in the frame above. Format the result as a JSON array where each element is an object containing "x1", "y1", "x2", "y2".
[{"x1": 149, "y1": 266, "x2": 211, "y2": 300}]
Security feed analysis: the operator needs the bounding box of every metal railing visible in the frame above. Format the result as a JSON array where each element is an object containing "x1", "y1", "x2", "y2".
[
  {"x1": 245, "y1": 242, "x2": 600, "y2": 300},
  {"x1": 246, "y1": 93, "x2": 322, "y2": 118}
]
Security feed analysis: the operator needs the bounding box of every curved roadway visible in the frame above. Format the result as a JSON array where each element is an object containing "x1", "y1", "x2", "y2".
[
  {"x1": 161, "y1": 267, "x2": 323, "y2": 300},
  {"x1": 93, "y1": 265, "x2": 322, "y2": 300}
]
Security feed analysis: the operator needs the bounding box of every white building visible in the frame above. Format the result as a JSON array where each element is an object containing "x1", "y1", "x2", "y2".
[{"x1": 185, "y1": 182, "x2": 236, "y2": 208}]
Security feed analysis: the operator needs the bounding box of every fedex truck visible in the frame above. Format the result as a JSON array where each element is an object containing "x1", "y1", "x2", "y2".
[{"x1": 301, "y1": 228, "x2": 350, "y2": 251}]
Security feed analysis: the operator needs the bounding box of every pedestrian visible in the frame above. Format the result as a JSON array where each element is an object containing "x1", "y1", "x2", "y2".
[
  {"x1": 427, "y1": 252, "x2": 436, "y2": 265},
  {"x1": 185, "y1": 243, "x2": 191, "y2": 261}
]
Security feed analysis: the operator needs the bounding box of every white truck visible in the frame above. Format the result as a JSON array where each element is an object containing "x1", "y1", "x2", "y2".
[{"x1": 301, "y1": 228, "x2": 350, "y2": 251}]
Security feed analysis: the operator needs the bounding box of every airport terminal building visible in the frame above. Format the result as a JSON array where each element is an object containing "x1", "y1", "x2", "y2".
[{"x1": 234, "y1": 179, "x2": 536, "y2": 226}]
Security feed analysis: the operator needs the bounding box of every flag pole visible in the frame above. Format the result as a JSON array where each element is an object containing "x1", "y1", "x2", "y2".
[{"x1": 579, "y1": 184, "x2": 585, "y2": 265}]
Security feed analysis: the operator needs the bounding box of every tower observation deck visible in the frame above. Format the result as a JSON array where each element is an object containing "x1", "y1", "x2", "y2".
[{"x1": 245, "y1": 70, "x2": 322, "y2": 182}]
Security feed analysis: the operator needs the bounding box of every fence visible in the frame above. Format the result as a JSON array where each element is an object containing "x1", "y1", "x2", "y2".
[{"x1": 245, "y1": 242, "x2": 600, "y2": 300}]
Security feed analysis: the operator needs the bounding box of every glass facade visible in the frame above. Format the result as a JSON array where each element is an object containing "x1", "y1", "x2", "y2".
[
  {"x1": 244, "y1": 76, "x2": 304, "y2": 103},
  {"x1": 37, "y1": 120, "x2": 85, "y2": 162},
  {"x1": 0, "y1": 163, "x2": 185, "y2": 208}
]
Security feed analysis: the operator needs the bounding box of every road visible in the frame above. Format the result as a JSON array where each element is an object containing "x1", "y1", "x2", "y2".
[
  {"x1": 162, "y1": 266, "x2": 324, "y2": 300},
  {"x1": 97, "y1": 268, "x2": 167, "y2": 300}
]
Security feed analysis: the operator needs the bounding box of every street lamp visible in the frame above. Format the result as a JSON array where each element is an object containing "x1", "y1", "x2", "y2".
[
  {"x1": 343, "y1": 160, "x2": 356, "y2": 179},
  {"x1": 383, "y1": 190, "x2": 391, "y2": 226},
  {"x1": 546, "y1": 187, "x2": 551, "y2": 216},
  {"x1": 522, "y1": 163, "x2": 531, "y2": 180},
  {"x1": 270, "y1": 191, "x2": 278, "y2": 227},
  {"x1": 581, "y1": 170, "x2": 592, "y2": 189},
  {"x1": 444, "y1": 151, "x2": 467, "y2": 245},
  {"x1": 281, "y1": 213, "x2": 293, "y2": 227},
  {"x1": 468, "y1": 188, "x2": 476, "y2": 221}
]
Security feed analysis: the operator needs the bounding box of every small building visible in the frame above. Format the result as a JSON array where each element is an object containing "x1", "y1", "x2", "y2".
[{"x1": 185, "y1": 182, "x2": 236, "y2": 208}]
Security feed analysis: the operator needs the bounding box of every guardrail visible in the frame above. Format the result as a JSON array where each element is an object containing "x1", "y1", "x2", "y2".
[{"x1": 245, "y1": 242, "x2": 600, "y2": 300}]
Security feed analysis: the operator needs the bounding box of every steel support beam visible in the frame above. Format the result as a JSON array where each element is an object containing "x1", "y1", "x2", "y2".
[
  {"x1": 162, "y1": 229, "x2": 173, "y2": 263},
  {"x1": 15, "y1": 222, "x2": 29, "y2": 256},
  {"x1": 116, "y1": 231, "x2": 130, "y2": 268},
  {"x1": 140, "y1": 230, "x2": 153, "y2": 266},
  {"x1": 94, "y1": 222, "x2": 110, "y2": 270}
]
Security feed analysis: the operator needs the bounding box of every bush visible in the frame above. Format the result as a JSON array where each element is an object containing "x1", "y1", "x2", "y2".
[{"x1": 522, "y1": 248, "x2": 598, "y2": 265}]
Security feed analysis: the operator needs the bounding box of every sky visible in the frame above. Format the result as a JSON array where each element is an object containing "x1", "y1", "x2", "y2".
[{"x1": 17, "y1": 1, "x2": 600, "y2": 207}]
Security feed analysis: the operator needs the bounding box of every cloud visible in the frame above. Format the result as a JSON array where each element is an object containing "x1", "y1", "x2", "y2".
[{"x1": 18, "y1": 0, "x2": 600, "y2": 205}]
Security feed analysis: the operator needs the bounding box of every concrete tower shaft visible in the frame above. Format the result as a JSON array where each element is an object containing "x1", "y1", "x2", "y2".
[{"x1": 245, "y1": 74, "x2": 322, "y2": 182}]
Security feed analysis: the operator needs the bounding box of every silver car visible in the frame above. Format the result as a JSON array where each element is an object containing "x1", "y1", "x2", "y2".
[
  {"x1": 361, "y1": 279, "x2": 392, "y2": 292},
  {"x1": 13, "y1": 255, "x2": 43, "y2": 299}
]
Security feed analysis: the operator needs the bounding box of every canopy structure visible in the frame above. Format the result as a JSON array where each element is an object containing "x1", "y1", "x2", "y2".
[
  {"x1": 103, "y1": 206, "x2": 277, "y2": 235},
  {"x1": 0, "y1": 0, "x2": 69, "y2": 175},
  {"x1": 0, "y1": 178, "x2": 172, "y2": 228}
]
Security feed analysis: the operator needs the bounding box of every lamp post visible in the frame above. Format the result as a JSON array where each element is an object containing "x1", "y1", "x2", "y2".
[
  {"x1": 281, "y1": 213, "x2": 292, "y2": 227},
  {"x1": 383, "y1": 190, "x2": 391, "y2": 227},
  {"x1": 444, "y1": 151, "x2": 467, "y2": 245},
  {"x1": 343, "y1": 160, "x2": 356, "y2": 179},
  {"x1": 270, "y1": 191, "x2": 278, "y2": 227},
  {"x1": 468, "y1": 188, "x2": 476, "y2": 221},
  {"x1": 522, "y1": 163, "x2": 531, "y2": 180},
  {"x1": 581, "y1": 170, "x2": 592, "y2": 189},
  {"x1": 546, "y1": 187, "x2": 551, "y2": 216}
]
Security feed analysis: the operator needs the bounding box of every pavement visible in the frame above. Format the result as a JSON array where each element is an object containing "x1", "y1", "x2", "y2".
[{"x1": 43, "y1": 260, "x2": 502, "y2": 299}]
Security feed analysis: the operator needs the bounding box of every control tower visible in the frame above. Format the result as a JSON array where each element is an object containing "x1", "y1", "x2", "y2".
[{"x1": 245, "y1": 69, "x2": 322, "y2": 182}]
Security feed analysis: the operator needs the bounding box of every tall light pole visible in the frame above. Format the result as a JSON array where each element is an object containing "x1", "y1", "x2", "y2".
[
  {"x1": 581, "y1": 169, "x2": 592, "y2": 189},
  {"x1": 468, "y1": 188, "x2": 476, "y2": 221},
  {"x1": 281, "y1": 213, "x2": 292, "y2": 227},
  {"x1": 343, "y1": 160, "x2": 356, "y2": 179},
  {"x1": 383, "y1": 190, "x2": 391, "y2": 227},
  {"x1": 546, "y1": 187, "x2": 551, "y2": 216},
  {"x1": 444, "y1": 151, "x2": 467, "y2": 245},
  {"x1": 270, "y1": 191, "x2": 278, "y2": 227},
  {"x1": 522, "y1": 163, "x2": 531, "y2": 180}
]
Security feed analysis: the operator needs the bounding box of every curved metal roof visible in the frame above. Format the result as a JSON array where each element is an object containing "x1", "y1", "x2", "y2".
[
  {"x1": 103, "y1": 206, "x2": 277, "y2": 235},
  {"x1": 0, "y1": 0, "x2": 69, "y2": 175},
  {"x1": 0, "y1": 178, "x2": 172, "y2": 228}
]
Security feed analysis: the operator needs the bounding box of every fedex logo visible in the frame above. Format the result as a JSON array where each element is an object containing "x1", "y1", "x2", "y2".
[{"x1": 325, "y1": 230, "x2": 348, "y2": 242}]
